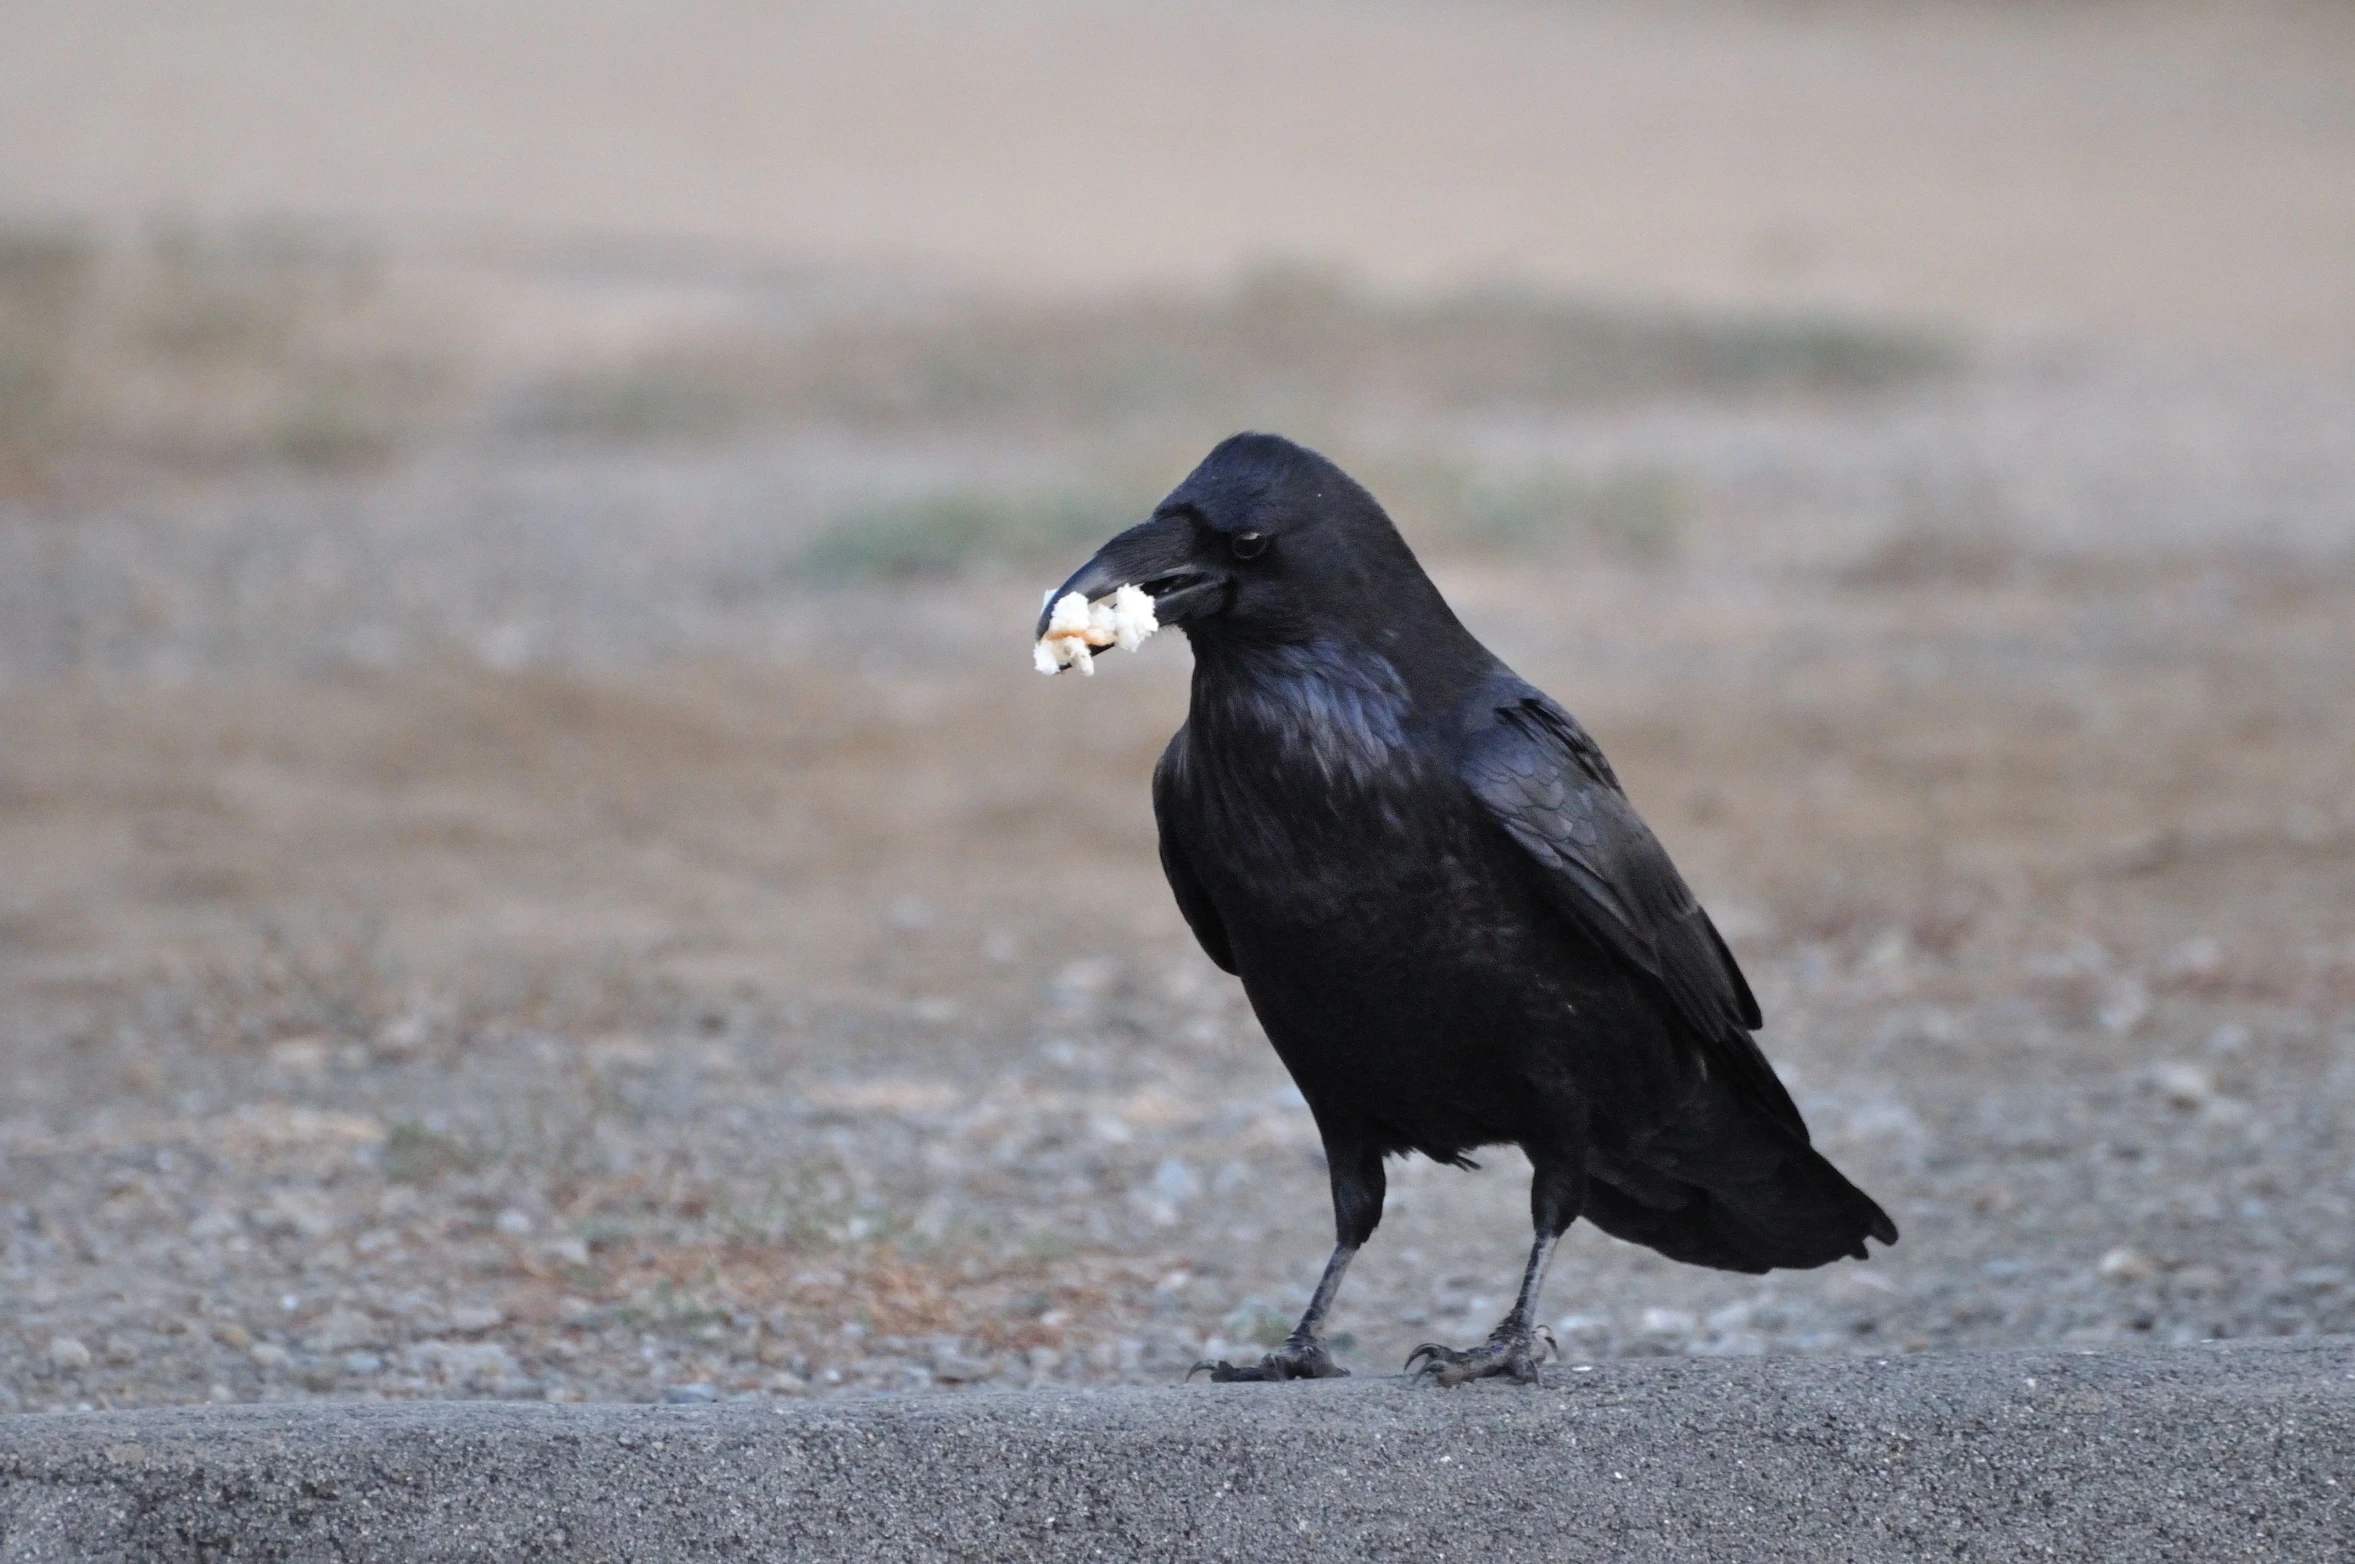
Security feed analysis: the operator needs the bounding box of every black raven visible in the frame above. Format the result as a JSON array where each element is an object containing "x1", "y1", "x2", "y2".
[{"x1": 1038, "y1": 433, "x2": 1896, "y2": 1386}]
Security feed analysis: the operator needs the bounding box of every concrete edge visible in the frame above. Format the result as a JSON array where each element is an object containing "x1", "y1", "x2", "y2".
[{"x1": 3, "y1": 1337, "x2": 2352, "y2": 1562}]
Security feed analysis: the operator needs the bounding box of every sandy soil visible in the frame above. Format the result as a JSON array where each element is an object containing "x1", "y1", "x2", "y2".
[{"x1": 2, "y1": 1, "x2": 2353, "y2": 355}]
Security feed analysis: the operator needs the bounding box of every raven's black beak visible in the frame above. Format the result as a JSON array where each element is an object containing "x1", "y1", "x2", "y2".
[{"x1": 1034, "y1": 511, "x2": 1227, "y2": 641}]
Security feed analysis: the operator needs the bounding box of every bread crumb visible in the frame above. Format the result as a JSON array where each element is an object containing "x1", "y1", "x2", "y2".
[{"x1": 1035, "y1": 584, "x2": 1158, "y2": 675}]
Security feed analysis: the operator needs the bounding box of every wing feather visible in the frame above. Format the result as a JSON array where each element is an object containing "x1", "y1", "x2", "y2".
[
  {"x1": 1461, "y1": 691, "x2": 1794, "y2": 1132},
  {"x1": 1152, "y1": 729, "x2": 1237, "y2": 975}
]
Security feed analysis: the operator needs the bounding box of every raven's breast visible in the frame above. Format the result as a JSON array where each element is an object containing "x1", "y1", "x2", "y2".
[{"x1": 1170, "y1": 694, "x2": 1621, "y2": 1157}]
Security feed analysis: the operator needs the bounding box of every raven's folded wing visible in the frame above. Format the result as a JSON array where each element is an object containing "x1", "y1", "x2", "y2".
[
  {"x1": 1152, "y1": 730, "x2": 1236, "y2": 975},
  {"x1": 1459, "y1": 690, "x2": 1803, "y2": 1135}
]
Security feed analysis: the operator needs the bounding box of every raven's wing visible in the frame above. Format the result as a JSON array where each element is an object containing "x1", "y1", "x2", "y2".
[
  {"x1": 1459, "y1": 690, "x2": 1801, "y2": 1134},
  {"x1": 1152, "y1": 729, "x2": 1236, "y2": 975}
]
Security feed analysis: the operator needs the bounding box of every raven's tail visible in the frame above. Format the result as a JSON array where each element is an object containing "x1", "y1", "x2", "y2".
[{"x1": 1580, "y1": 1088, "x2": 1898, "y2": 1274}]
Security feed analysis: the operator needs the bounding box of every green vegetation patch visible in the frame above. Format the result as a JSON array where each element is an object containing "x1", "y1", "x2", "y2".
[
  {"x1": 804, "y1": 487, "x2": 1133, "y2": 581},
  {"x1": 1436, "y1": 463, "x2": 1687, "y2": 565},
  {"x1": 515, "y1": 266, "x2": 1958, "y2": 444}
]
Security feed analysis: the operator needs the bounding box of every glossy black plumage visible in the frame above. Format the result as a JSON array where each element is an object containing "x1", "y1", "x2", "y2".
[{"x1": 1043, "y1": 433, "x2": 1895, "y2": 1383}]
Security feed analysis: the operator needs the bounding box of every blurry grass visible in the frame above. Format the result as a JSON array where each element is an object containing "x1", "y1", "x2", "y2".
[
  {"x1": 1840, "y1": 468, "x2": 2022, "y2": 589},
  {"x1": 0, "y1": 227, "x2": 95, "y2": 482},
  {"x1": 1222, "y1": 1298, "x2": 1296, "y2": 1350},
  {"x1": 0, "y1": 220, "x2": 456, "y2": 486},
  {"x1": 1423, "y1": 463, "x2": 1687, "y2": 565},
  {"x1": 4, "y1": 228, "x2": 1952, "y2": 497},
  {"x1": 381, "y1": 1120, "x2": 480, "y2": 1185},
  {"x1": 511, "y1": 264, "x2": 1957, "y2": 443},
  {"x1": 799, "y1": 463, "x2": 1686, "y2": 581},
  {"x1": 804, "y1": 488, "x2": 1131, "y2": 581}
]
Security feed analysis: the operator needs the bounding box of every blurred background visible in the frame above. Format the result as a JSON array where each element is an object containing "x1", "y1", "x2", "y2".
[{"x1": 3, "y1": 0, "x2": 2353, "y2": 1411}]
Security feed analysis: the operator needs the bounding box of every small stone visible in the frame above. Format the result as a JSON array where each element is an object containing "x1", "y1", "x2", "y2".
[
  {"x1": 1151, "y1": 1158, "x2": 1201, "y2": 1204},
  {"x1": 663, "y1": 1383, "x2": 719, "y2": 1404},
  {"x1": 409, "y1": 1340, "x2": 517, "y2": 1385},
  {"x1": 1704, "y1": 1301, "x2": 1755, "y2": 1333},
  {"x1": 2098, "y1": 1247, "x2": 2157, "y2": 1283},
  {"x1": 1638, "y1": 1308, "x2": 1697, "y2": 1338},
  {"x1": 495, "y1": 1209, "x2": 534, "y2": 1236},
  {"x1": 342, "y1": 1352, "x2": 385, "y2": 1376},
  {"x1": 249, "y1": 1342, "x2": 290, "y2": 1369},
  {"x1": 1692, "y1": 1331, "x2": 1767, "y2": 1357},
  {"x1": 267, "y1": 1036, "x2": 331, "y2": 1074},
  {"x1": 47, "y1": 1336, "x2": 92, "y2": 1371},
  {"x1": 2206, "y1": 1023, "x2": 2251, "y2": 1056},
  {"x1": 928, "y1": 1341, "x2": 996, "y2": 1383},
  {"x1": 2150, "y1": 1062, "x2": 2213, "y2": 1111},
  {"x1": 304, "y1": 1307, "x2": 382, "y2": 1353},
  {"x1": 213, "y1": 1322, "x2": 252, "y2": 1350},
  {"x1": 372, "y1": 1012, "x2": 433, "y2": 1060},
  {"x1": 2096, "y1": 981, "x2": 2150, "y2": 1035},
  {"x1": 448, "y1": 1305, "x2": 505, "y2": 1334}
]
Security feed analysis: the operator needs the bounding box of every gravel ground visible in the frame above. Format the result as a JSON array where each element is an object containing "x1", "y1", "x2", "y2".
[{"x1": 3, "y1": 312, "x2": 2353, "y2": 1414}]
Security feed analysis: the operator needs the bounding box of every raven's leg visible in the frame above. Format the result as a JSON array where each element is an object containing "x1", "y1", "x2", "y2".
[
  {"x1": 1406, "y1": 1149, "x2": 1584, "y2": 1387},
  {"x1": 1188, "y1": 1139, "x2": 1382, "y2": 1383}
]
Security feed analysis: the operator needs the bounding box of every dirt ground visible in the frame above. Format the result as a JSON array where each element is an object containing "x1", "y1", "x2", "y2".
[
  {"x1": 6, "y1": 0, "x2": 2355, "y2": 355},
  {"x1": 2, "y1": 1, "x2": 2353, "y2": 1412}
]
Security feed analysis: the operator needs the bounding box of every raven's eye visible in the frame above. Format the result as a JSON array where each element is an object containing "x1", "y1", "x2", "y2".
[{"x1": 1230, "y1": 531, "x2": 1270, "y2": 560}]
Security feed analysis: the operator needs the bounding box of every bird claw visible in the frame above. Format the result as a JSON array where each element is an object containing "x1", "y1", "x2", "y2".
[
  {"x1": 1405, "y1": 1324, "x2": 1556, "y2": 1387},
  {"x1": 1185, "y1": 1340, "x2": 1349, "y2": 1383}
]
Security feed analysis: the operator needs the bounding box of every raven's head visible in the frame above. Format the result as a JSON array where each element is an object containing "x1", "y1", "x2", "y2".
[{"x1": 1036, "y1": 433, "x2": 1469, "y2": 663}]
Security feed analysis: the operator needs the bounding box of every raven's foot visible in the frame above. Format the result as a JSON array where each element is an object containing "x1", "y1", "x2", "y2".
[
  {"x1": 1186, "y1": 1337, "x2": 1348, "y2": 1383},
  {"x1": 1404, "y1": 1322, "x2": 1556, "y2": 1387}
]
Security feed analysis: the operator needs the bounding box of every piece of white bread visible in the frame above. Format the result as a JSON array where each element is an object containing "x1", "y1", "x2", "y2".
[{"x1": 1034, "y1": 584, "x2": 1158, "y2": 675}]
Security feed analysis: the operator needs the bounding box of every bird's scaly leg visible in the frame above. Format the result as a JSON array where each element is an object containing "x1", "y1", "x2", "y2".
[
  {"x1": 1188, "y1": 1239, "x2": 1357, "y2": 1381},
  {"x1": 1407, "y1": 1152, "x2": 1579, "y2": 1386},
  {"x1": 1189, "y1": 1137, "x2": 1382, "y2": 1383},
  {"x1": 1404, "y1": 1229, "x2": 1561, "y2": 1386}
]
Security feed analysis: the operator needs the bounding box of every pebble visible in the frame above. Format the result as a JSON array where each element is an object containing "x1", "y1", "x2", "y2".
[
  {"x1": 2097, "y1": 1247, "x2": 2158, "y2": 1283},
  {"x1": 305, "y1": 1308, "x2": 382, "y2": 1353},
  {"x1": 928, "y1": 1343, "x2": 997, "y2": 1383},
  {"x1": 1638, "y1": 1308, "x2": 1697, "y2": 1338},
  {"x1": 663, "y1": 1383, "x2": 719, "y2": 1404},
  {"x1": 47, "y1": 1337, "x2": 92, "y2": 1371},
  {"x1": 1151, "y1": 1159, "x2": 1202, "y2": 1203},
  {"x1": 2150, "y1": 1063, "x2": 2214, "y2": 1111},
  {"x1": 411, "y1": 1341, "x2": 518, "y2": 1385}
]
